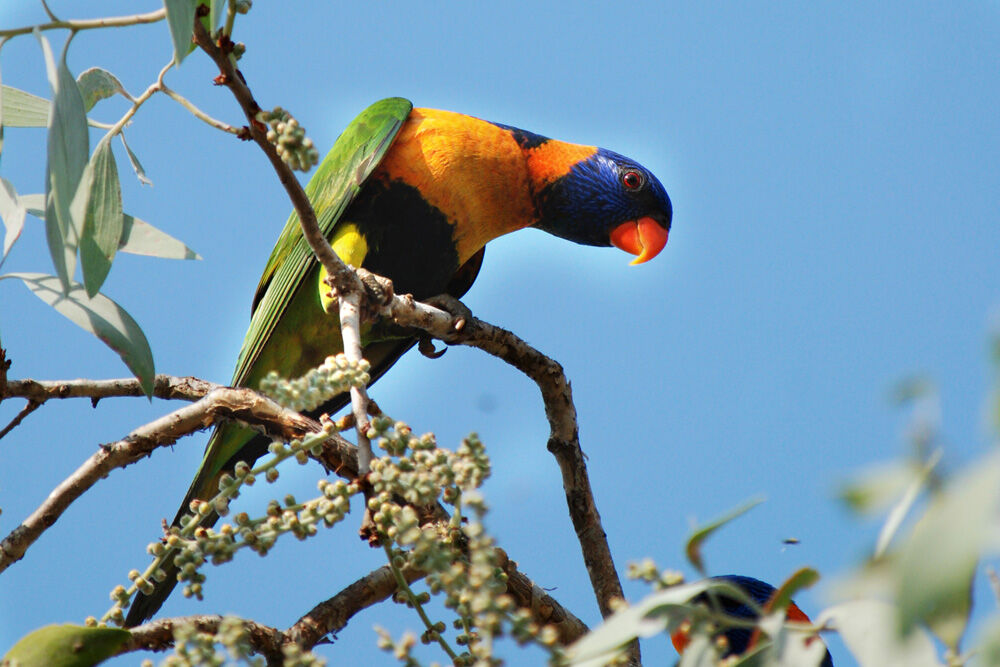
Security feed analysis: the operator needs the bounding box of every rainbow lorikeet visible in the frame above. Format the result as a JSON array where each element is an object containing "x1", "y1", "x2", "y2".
[
  {"x1": 125, "y1": 97, "x2": 672, "y2": 625},
  {"x1": 671, "y1": 575, "x2": 834, "y2": 666}
]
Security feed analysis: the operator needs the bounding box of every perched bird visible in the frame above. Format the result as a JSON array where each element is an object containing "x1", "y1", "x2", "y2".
[
  {"x1": 671, "y1": 575, "x2": 833, "y2": 666},
  {"x1": 125, "y1": 97, "x2": 672, "y2": 626}
]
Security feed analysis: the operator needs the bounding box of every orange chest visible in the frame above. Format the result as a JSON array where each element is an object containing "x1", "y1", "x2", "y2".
[{"x1": 373, "y1": 108, "x2": 538, "y2": 264}]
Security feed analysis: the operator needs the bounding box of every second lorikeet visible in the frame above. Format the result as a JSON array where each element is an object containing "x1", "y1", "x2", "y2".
[
  {"x1": 125, "y1": 97, "x2": 672, "y2": 626},
  {"x1": 671, "y1": 575, "x2": 834, "y2": 666}
]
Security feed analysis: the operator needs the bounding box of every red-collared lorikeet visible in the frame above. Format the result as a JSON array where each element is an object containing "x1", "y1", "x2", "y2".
[
  {"x1": 125, "y1": 97, "x2": 672, "y2": 626},
  {"x1": 671, "y1": 575, "x2": 834, "y2": 666}
]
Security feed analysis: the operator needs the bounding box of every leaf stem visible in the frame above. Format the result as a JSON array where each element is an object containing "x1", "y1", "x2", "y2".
[{"x1": 383, "y1": 543, "x2": 459, "y2": 662}]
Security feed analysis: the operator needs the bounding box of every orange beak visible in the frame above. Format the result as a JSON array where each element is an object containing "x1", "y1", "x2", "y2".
[{"x1": 610, "y1": 216, "x2": 669, "y2": 265}]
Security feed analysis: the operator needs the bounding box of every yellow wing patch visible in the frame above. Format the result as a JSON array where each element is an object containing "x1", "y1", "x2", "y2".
[{"x1": 318, "y1": 223, "x2": 369, "y2": 313}]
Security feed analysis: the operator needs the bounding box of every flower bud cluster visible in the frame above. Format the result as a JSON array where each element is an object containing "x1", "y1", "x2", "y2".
[
  {"x1": 148, "y1": 615, "x2": 325, "y2": 667},
  {"x1": 258, "y1": 107, "x2": 319, "y2": 171},
  {"x1": 260, "y1": 354, "x2": 370, "y2": 412},
  {"x1": 626, "y1": 558, "x2": 685, "y2": 590},
  {"x1": 366, "y1": 422, "x2": 561, "y2": 664},
  {"x1": 107, "y1": 432, "x2": 356, "y2": 624}
]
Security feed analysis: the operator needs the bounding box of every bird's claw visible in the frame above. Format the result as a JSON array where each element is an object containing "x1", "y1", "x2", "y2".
[
  {"x1": 355, "y1": 268, "x2": 395, "y2": 321},
  {"x1": 418, "y1": 336, "x2": 447, "y2": 359},
  {"x1": 424, "y1": 293, "x2": 472, "y2": 333}
]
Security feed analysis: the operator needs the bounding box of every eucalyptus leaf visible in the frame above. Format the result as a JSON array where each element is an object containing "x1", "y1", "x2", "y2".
[
  {"x1": 896, "y1": 452, "x2": 1000, "y2": 649},
  {"x1": 76, "y1": 67, "x2": 126, "y2": 112},
  {"x1": 2, "y1": 624, "x2": 130, "y2": 667},
  {"x1": 120, "y1": 214, "x2": 201, "y2": 260},
  {"x1": 209, "y1": 0, "x2": 225, "y2": 34},
  {"x1": 119, "y1": 131, "x2": 152, "y2": 185},
  {"x1": 163, "y1": 0, "x2": 198, "y2": 64},
  {"x1": 684, "y1": 497, "x2": 764, "y2": 575},
  {"x1": 0, "y1": 84, "x2": 50, "y2": 127},
  {"x1": 38, "y1": 31, "x2": 89, "y2": 292},
  {"x1": 875, "y1": 449, "x2": 941, "y2": 559},
  {"x1": 16, "y1": 199, "x2": 200, "y2": 260},
  {"x1": 0, "y1": 176, "x2": 25, "y2": 261},
  {"x1": 565, "y1": 580, "x2": 714, "y2": 667},
  {"x1": 819, "y1": 600, "x2": 942, "y2": 667},
  {"x1": 74, "y1": 138, "x2": 124, "y2": 297},
  {"x1": 768, "y1": 567, "x2": 819, "y2": 614},
  {"x1": 5, "y1": 272, "x2": 155, "y2": 396},
  {"x1": 19, "y1": 192, "x2": 45, "y2": 217}
]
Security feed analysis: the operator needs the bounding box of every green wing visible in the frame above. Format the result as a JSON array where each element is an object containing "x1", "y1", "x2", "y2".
[{"x1": 234, "y1": 96, "x2": 413, "y2": 386}]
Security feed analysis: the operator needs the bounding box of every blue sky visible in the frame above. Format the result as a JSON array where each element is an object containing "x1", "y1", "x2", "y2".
[{"x1": 1, "y1": 2, "x2": 999, "y2": 665}]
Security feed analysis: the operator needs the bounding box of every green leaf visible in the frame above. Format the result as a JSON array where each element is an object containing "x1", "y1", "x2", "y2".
[
  {"x1": 0, "y1": 84, "x2": 50, "y2": 127},
  {"x1": 72, "y1": 138, "x2": 123, "y2": 297},
  {"x1": 684, "y1": 496, "x2": 764, "y2": 575},
  {"x1": 38, "y1": 31, "x2": 89, "y2": 292},
  {"x1": 2, "y1": 624, "x2": 130, "y2": 667},
  {"x1": 119, "y1": 132, "x2": 152, "y2": 185},
  {"x1": 119, "y1": 214, "x2": 201, "y2": 259},
  {"x1": 75, "y1": 67, "x2": 126, "y2": 112},
  {"x1": 874, "y1": 449, "x2": 941, "y2": 559},
  {"x1": 5, "y1": 273, "x2": 155, "y2": 396},
  {"x1": 0, "y1": 176, "x2": 26, "y2": 261},
  {"x1": 974, "y1": 618, "x2": 1000, "y2": 667},
  {"x1": 752, "y1": 608, "x2": 830, "y2": 667},
  {"x1": 896, "y1": 452, "x2": 1000, "y2": 649},
  {"x1": 163, "y1": 0, "x2": 198, "y2": 64},
  {"x1": 818, "y1": 600, "x2": 942, "y2": 667},
  {"x1": 767, "y1": 567, "x2": 819, "y2": 614},
  {"x1": 565, "y1": 580, "x2": 714, "y2": 667},
  {"x1": 839, "y1": 460, "x2": 923, "y2": 515},
  {"x1": 208, "y1": 0, "x2": 224, "y2": 34}
]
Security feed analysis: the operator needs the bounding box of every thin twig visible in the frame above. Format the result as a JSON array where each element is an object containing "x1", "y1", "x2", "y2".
[
  {"x1": 160, "y1": 83, "x2": 240, "y2": 134},
  {"x1": 0, "y1": 8, "x2": 165, "y2": 39},
  {"x1": 0, "y1": 386, "x2": 328, "y2": 573},
  {"x1": 0, "y1": 399, "x2": 40, "y2": 440}
]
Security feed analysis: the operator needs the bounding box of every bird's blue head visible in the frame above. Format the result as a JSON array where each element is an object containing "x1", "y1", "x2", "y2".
[{"x1": 531, "y1": 146, "x2": 672, "y2": 264}]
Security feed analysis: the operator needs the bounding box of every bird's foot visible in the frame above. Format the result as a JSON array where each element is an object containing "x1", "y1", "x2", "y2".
[
  {"x1": 417, "y1": 294, "x2": 473, "y2": 358},
  {"x1": 355, "y1": 268, "x2": 394, "y2": 321}
]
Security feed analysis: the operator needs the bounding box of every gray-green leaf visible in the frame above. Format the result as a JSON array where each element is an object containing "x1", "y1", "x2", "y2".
[
  {"x1": 819, "y1": 600, "x2": 942, "y2": 667},
  {"x1": 120, "y1": 214, "x2": 201, "y2": 259},
  {"x1": 73, "y1": 138, "x2": 123, "y2": 297},
  {"x1": 896, "y1": 452, "x2": 1000, "y2": 649},
  {"x1": 2, "y1": 624, "x2": 130, "y2": 667},
  {"x1": 6, "y1": 272, "x2": 155, "y2": 396},
  {"x1": 76, "y1": 67, "x2": 127, "y2": 112},
  {"x1": 16, "y1": 198, "x2": 200, "y2": 260},
  {"x1": 119, "y1": 131, "x2": 152, "y2": 185},
  {"x1": 0, "y1": 84, "x2": 50, "y2": 127},
  {"x1": 38, "y1": 31, "x2": 89, "y2": 292},
  {"x1": 0, "y1": 177, "x2": 26, "y2": 261},
  {"x1": 164, "y1": 0, "x2": 198, "y2": 64}
]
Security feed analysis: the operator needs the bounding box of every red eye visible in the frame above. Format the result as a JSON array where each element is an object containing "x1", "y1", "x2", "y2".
[{"x1": 622, "y1": 170, "x2": 644, "y2": 190}]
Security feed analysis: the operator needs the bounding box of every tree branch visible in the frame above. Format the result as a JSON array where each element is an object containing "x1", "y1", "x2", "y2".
[
  {"x1": 0, "y1": 8, "x2": 165, "y2": 38},
  {"x1": 386, "y1": 298, "x2": 627, "y2": 616},
  {"x1": 0, "y1": 399, "x2": 40, "y2": 440},
  {"x1": 0, "y1": 386, "x2": 337, "y2": 573},
  {"x1": 1, "y1": 375, "x2": 219, "y2": 404},
  {"x1": 124, "y1": 615, "x2": 285, "y2": 665}
]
